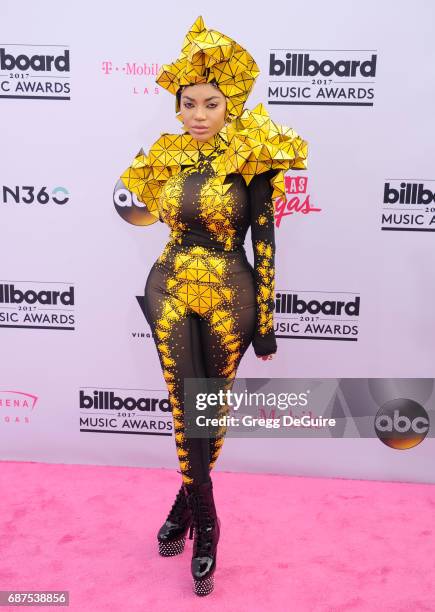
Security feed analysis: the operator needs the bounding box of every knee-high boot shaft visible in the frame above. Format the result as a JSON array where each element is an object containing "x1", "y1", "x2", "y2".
[
  {"x1": 183, "y1": 478, "x2": 221, "y2": 596},
  {"x1": 157, "y1": 484, "x2": 192, "y2": 556}
]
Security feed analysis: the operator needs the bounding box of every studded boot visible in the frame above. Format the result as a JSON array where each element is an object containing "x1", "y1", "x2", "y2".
[
  {"x1": 157, "y1": 483, "x2": 193, "y2": 556},
  {"x1": 184, "y1": 478, "x2": 221, "y2": 596}
]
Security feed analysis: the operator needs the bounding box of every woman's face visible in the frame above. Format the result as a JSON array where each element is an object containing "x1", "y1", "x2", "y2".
[{"x1": 179, "y1": 83, "x2": 227, "y2": 142}]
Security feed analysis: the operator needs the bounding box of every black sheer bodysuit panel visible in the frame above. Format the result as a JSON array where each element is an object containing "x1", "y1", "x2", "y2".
[{"x1": 139, "y1": 144, "x2": 278, "y2": 485}]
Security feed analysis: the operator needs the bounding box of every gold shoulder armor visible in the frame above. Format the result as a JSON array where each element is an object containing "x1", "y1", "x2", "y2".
[{"x1": 212, "y1": 103, "x2": 308, "y2": 200}]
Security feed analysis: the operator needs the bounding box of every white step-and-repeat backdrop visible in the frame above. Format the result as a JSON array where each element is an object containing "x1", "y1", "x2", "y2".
[{"x1": 1, "y1": 0, "x2": 434, "y2": 483}]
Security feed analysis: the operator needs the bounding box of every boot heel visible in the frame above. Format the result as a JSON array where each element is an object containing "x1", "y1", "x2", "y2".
[
  {"x1": 193, "y1": 574, "x2": 214, "y2": 596},
  {"x1": 158, "y1": 534, "x2": 186, "y2": 557},
  {"x1": 184, "y1": 480, "x2": 220, "y2": 597},
  {"x1": 157, "y1": 483, "x2": 192, "y2": 557}
]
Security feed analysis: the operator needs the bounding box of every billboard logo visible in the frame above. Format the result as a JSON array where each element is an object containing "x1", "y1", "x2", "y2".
[
  {"x1": 79, "y1": 388, "x2": 173, "y2": 435},
  {"x1": 381, "y1": 180, "x2": 435, "y2": 231},
  {"x1": 268, "y1": 50, "x2": 377, "y2": 107},
  {"x1": 0, "y1": 45, "x2": 71, "y2": 100},
  {"x1": 0, "y1": 281, "x2": 75, "y2": 330},
  {"x1": 275, "y1": 290, "x2": 361, "y2": 341}
]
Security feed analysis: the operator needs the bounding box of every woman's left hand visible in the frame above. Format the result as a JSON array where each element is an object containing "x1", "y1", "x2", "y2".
[{"x1": 257, "y1": 353, "x2": 275, "y2": 361}]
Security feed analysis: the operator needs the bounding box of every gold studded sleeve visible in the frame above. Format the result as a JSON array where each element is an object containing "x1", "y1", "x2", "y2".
[
  {"x1": 248, "y1": 169, "x2": 279, "y2": 357},
  {"x1": 120, "y1": 143, "x2": 164, "y2": 224}
]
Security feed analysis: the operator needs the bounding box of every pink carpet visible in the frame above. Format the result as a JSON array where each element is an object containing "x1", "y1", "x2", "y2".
[{"x1": 1, "y1": 461, "x2": 434, "y2": 611}]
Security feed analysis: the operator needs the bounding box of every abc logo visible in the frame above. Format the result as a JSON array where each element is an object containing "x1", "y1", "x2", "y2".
[
  {"x1": 113, "y1": 179, "x2": 158, "y2": 226},
  {"x1": 374, "y1": 398, "x2": 430, "y2": 449}
]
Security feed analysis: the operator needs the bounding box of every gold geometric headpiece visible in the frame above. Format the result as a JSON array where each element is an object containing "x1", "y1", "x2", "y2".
[{"x1": 156, "y1": 15, "x2": 260, "y2": 122}]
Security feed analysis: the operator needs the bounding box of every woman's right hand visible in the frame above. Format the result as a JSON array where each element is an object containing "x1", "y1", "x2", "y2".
[{"x1": 257, "y1": 353, "x2": 275, "y2": 361}]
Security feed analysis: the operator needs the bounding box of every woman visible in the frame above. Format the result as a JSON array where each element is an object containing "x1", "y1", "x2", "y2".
[{"x1": 120, "y1": 15, "x2": 308, "y2": 596}]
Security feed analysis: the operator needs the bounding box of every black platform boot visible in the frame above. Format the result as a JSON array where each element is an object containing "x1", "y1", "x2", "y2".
[
  {"x1": 157, "y1": 483, "x2": 193, "y2": 557},
  {"x1": 184, "y1": 478, "x2": 221, "y2": 596}
]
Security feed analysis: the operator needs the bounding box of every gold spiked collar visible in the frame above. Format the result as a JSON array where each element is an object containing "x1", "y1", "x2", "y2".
[{"x1": 120, "y1": 104, "x2": 308, "y2": 222}]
